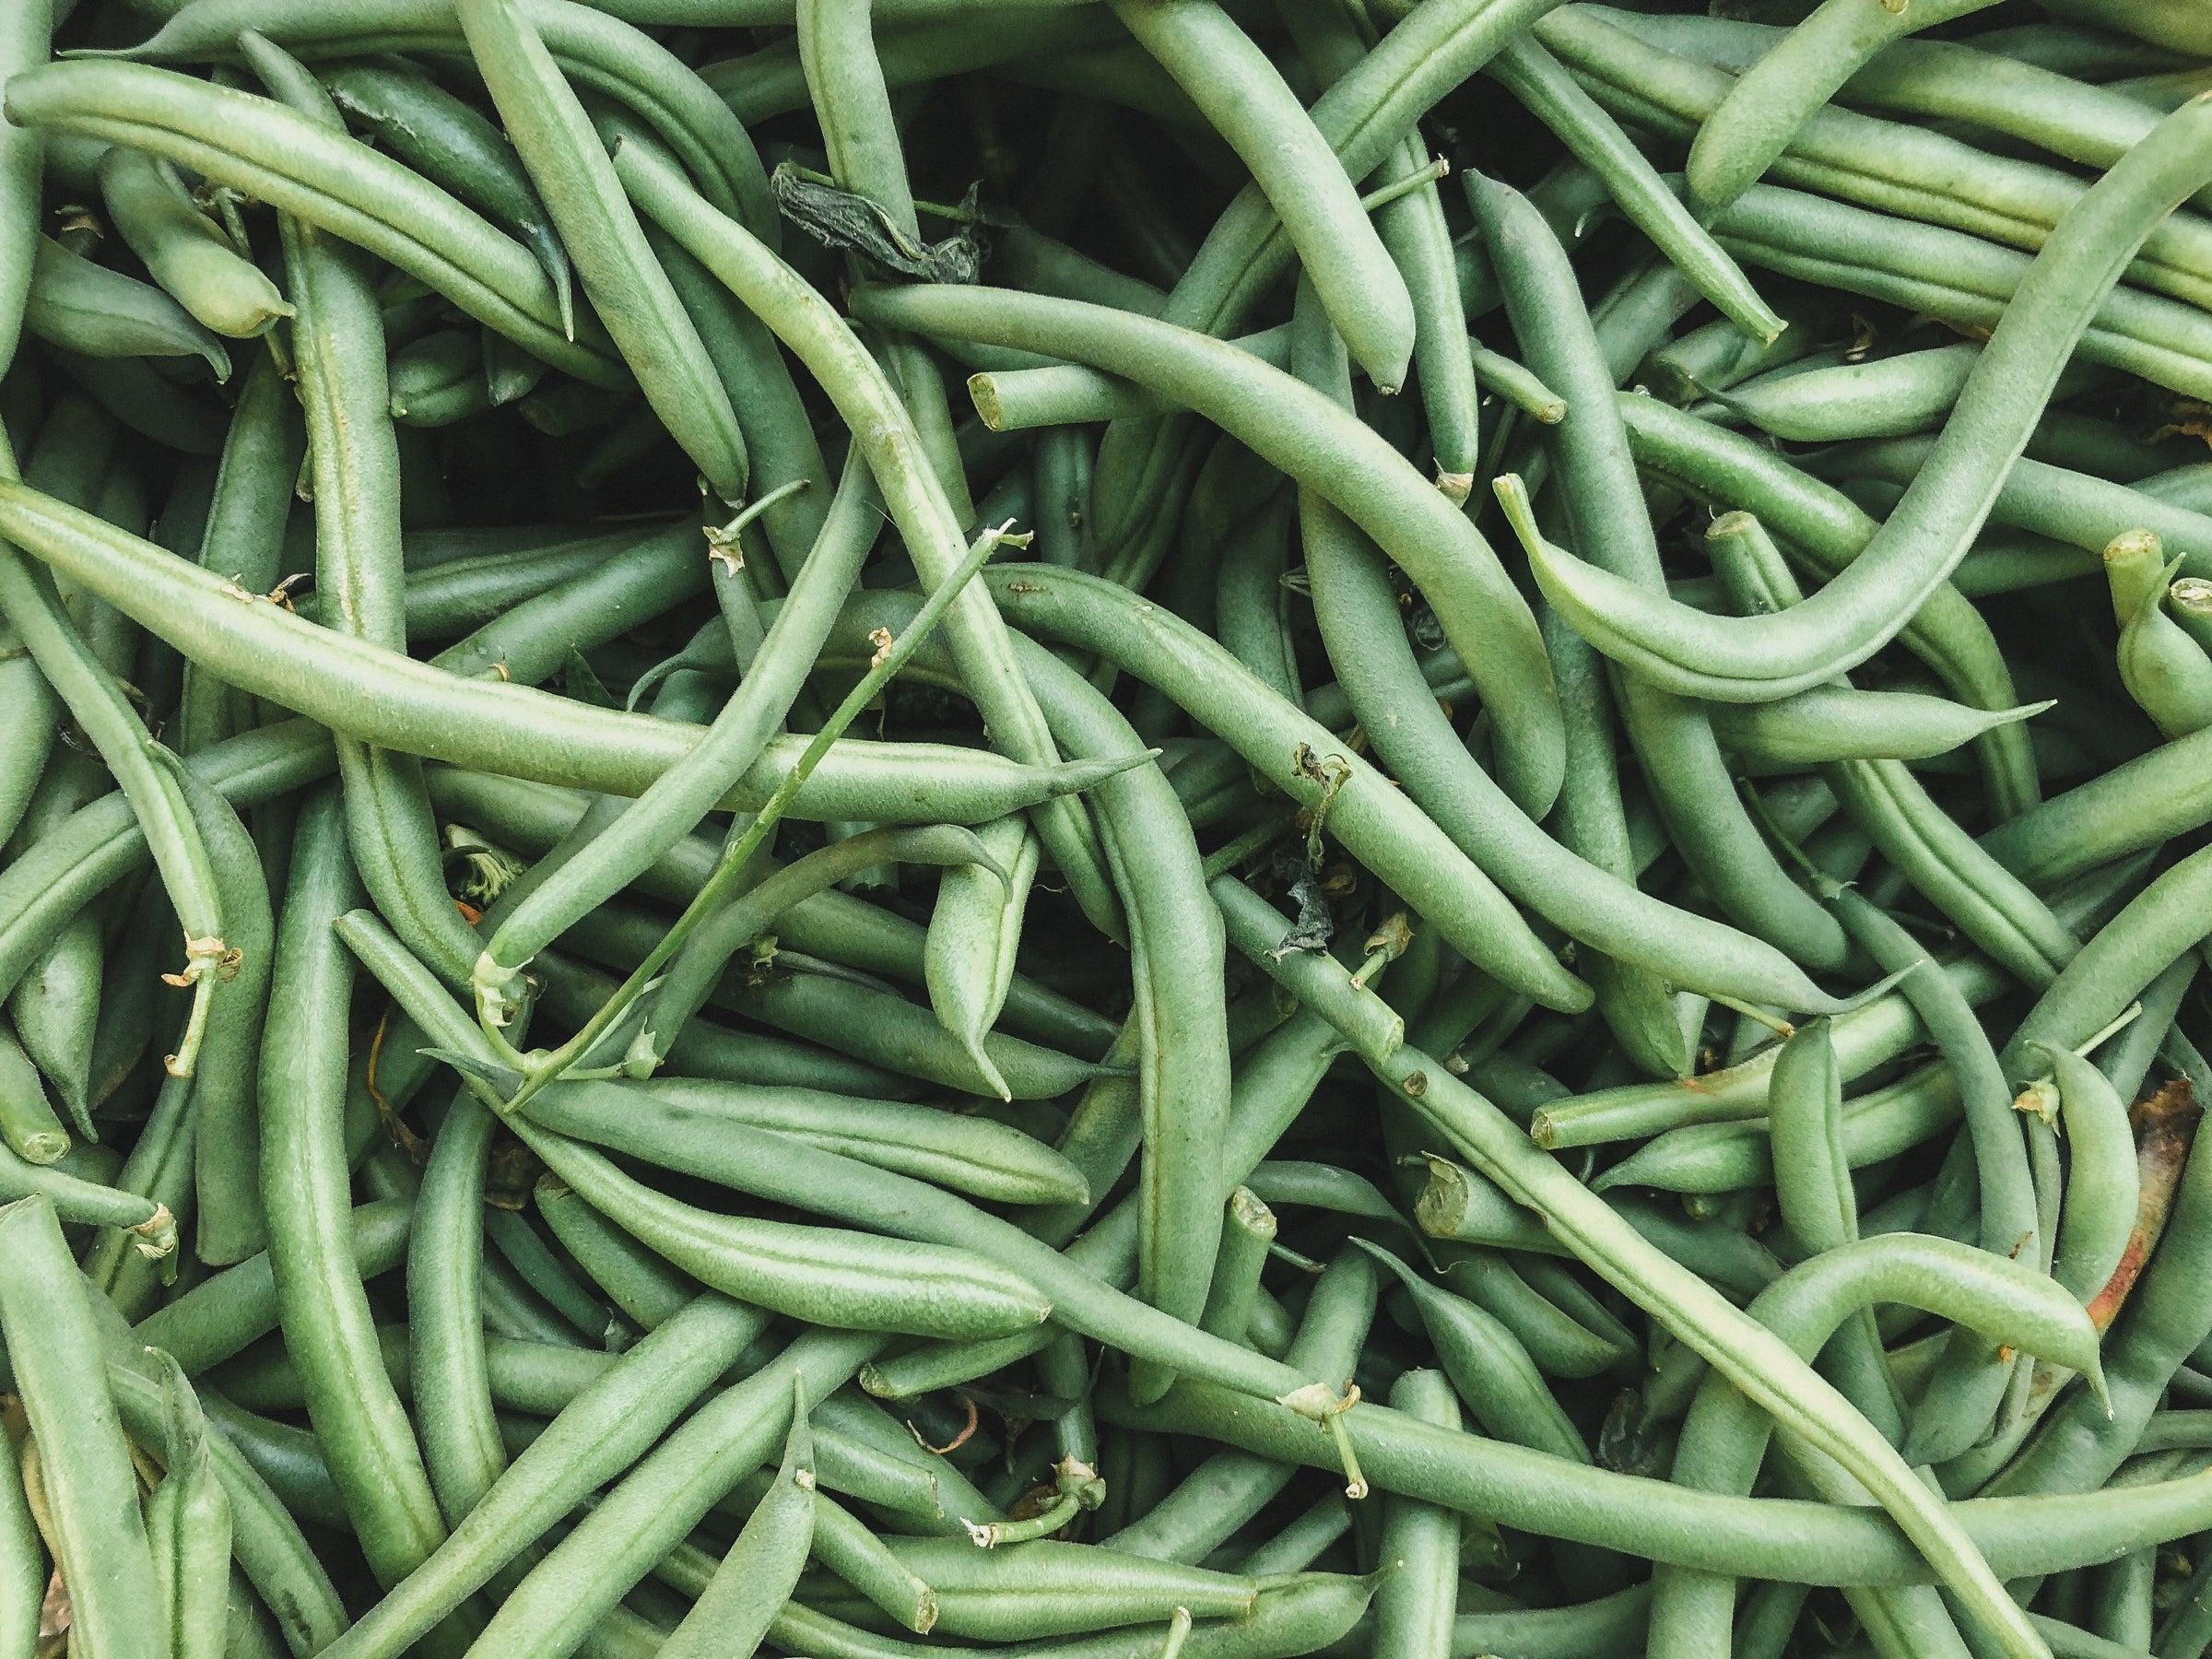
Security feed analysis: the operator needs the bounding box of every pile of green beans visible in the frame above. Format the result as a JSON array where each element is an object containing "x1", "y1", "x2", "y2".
[{"x1": 7, "y1": 1, "x2": 2212, "y2": 1657}]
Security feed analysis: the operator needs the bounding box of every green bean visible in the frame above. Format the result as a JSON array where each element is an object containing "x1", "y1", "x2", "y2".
[
  {"x1": 164, "y1": 759, "x2": 276, "y2": 1269},
  {"x1": 605, "y1": 1076, "x2": 1088, "y2": 1206},
  {"x1": 555, "y1": 1171, "x2": 706, "y2": 1334},
  {"x1": 1649, "y1": 1230, "x2": 2100, "y2": 1655},
  {"x1": 1451, "y1": 1584, "x2": 1649, "y2": 1659},
  {"x1": 0, "y1": 604, "x2": 55, "y2": 856},
  {"x1": 1367, "y1": 1369, "x2": 1458, "y2": 1659},
  {"x1": 1544, "y1": 600, "x2": 1692, "y2": 1077},
  {"x1": 661, "y1": 1383, "x2": 814, "y2": 1659},
  {"x1": 1684, "y1": 0, "x2": 2005, "y2": 217},
  {"x1": 629, "y1": 824, "x2": 1006, "y2": 1081},
  {"x1": 380, "y1": 529, "x2": 644, "y2": 644},
  {"x1": 430, "y1": 517, "x2": 706, "y2": 687},
  {"x1": 849, "y1": 281, "x2": 1566, "y2": 822},
  {"x1": 2112, "y1": 537, "x2": 2212, "y2": 737},
  {"x1": 1196, "y1": 1186, "x2": 1274, "y2": 1346},
  {"x1": 0, "y1": 1195, "x2": 168, "y2": 1659},
  {"x1": 1707, "y1": 341, "x2": 1983, "y2": 442},
  {"x1": 705, "y1": 7, "x2": 1124, "y2": 124},
  {"x1": 0, "y1": 478, "x2": 1139, "y2": 822},
  {"x1": 656, "y1": 1558, "x2": 1380, "y2": 1659},
  {"x1": 347, "y1": 907, "x2": 1325, "y2": 1407},
  {"x1": 322, "y1": 61, "x2": 573, "y2": 338},
  {"x1": 812, "y1": 1388, "x2": 1004, "y2": 1530},
  {"x1": 1712, "y1": 185, "x2": 2212, "y2": 402},
  {"x1": 116, "y1": 0, "x2": 774, "y2": 229},
  {"x1": 2027, "y1": 1040, "x2": 2143, "y2": 1304},
  {"x1": 1507, "y1": 92, "x2": 2212, "y2": 703},
  {"x1": 924, "y1": 815, "x2": 1039, "y2": 1099},
  {"x1": 1617, "y1": 392, "x2": 2039, "y2": 818},
  {"x1": 0, "y1": 0, "x2": 44, "y2": 387},
  {"x1": 1551, "y1": 9, "x2": 2212, "y2": 319},
  {"x1": 795, "y1": 0, "x2": 919, "y2": 241},
  {"x1": 176, "y1": 343, "x2": 300, "y2": 757},
  {"x1": 670, "y1": 955, "x2": 1113, "y2": 1100},
  {"x1": 423, "y1": 768, "x2": 1114, "y2": 1058},
  {"x1": 5, "y1": 59, "x2": 622, "y2": 385},
  {"x1": 1468, "y1": 340, "x2": 1569, "y2": 423},
  {"x1": 7, "y1": 908, "x2": 99, "y2": 1141},
  {"x1": 249, "y1": 33, "x2": 488, "y2": 1003},
  {"x1": 45, "y1": 347, "x2": 228, "y2": 455},
  {"x1": 1472, "y1": 170, "x2": 1846, "y2": 969},
  {"x1": 642, "y1": 213, "x2": 831, "y2": 583},
  {"x1": 387, "y1": 330, "x2": 488, "y2": 429},
  {"x1": 100, "y1": 146, "x2": 290, "y2": 339},
  {"x1": 259, "y1": 791, "x2": 448, "y2": 1587},
  {"x1": 432, "y1": 1090, "x2": 1056, "y2": 1341},
  {"x1": 461, "y1": 0, "x2": 747, "y2": 500},
  {"x1": 1704, "y1": 506, "x2": 2077, "y2": 988},
  {"x1": 1019, "y1": 471, "x2": 1818, "y2": 1018},
  {"x1": 1106, "y1": 1355, "x2": 2212, "y2": 1588},
  {"x1": 1108, "y1": 0, "x2": 1411, "y2": 388},
  {"x1": 1488, "y1": 32, "x2": 1783, "y2": 343},
  {"x1": 1967, "y1": 1100, "x2": 2212, "y2": 1507},
  {"x1": 1209, "y1": 877, "x2": 1414, "y2": 1055},
  {"x1": 1811, "y1": 440, "x2": 2212, "y2": 578},
  {"x1": 94, "y1": 1343, "x2": 348, "y2": 1659},
  {"x1": 26, "y1": 231, "x2": 230, "y2": 376},
  {"x1": 965, "y1": 327, "x2": 1292, "y2": 431},
  {"x1": 873, "y1": 1536, "x2": 1258, "y2": 1638},
  {"x1": 1710, "y1": 684, "x2": 2047, "y2": 766},
  {"x1": 134, "y1": 1196, "x2": 413, "y2": 1377},
  {"x1": 1770, "y1": 1018, "x2": 1901, "y2": 1442},
  {"x1": 410, "y1": 1095, "x2": 505, "y2": 1527},
  {"x1": 531, "y1": 952, "x2": 913, "y2": 1100},
  {"x1": 1211, "y1": 494, "x2": 1299, "y2": 710},
  {"x1": 613, "y1": 133, "x2": 1124, "y2": 943},
  {"x1": 1636, "y1": 290, "x2": 1839, "y2": 405},
  {"x1": 2008, "y1": 844, "x2": 2212, "y2": 1080},
  {"x1": 145, "y1": 1352, "x2": 232, "y2": 1659},
  {"x1": 824, "y1": 598, "x2": 1235, "y2": 1376},
  {"x1": 1594, "y1": 1059, "x2": 1960, "y2": 1195},
  {"x1": 897, "y1": 1010, "x2": 1335, "y2": 1399},
  {"x1": 1606, "y1": 11, "x2": 2198, "y2": 198},
  {"x1": 0, "y1": 1348, "x2": 36, "y2": 1659},
  {"x1": 1414, "y1": 1155, "x2": 1557, "y2": 1254},
  {"x1": 0, "y1": 1026, "x2": 61, "y2": 1167},
  {"x1": 1373, "y1": 134, "x2": 1479, "y2": 494},
  {"x1": 1084, "y1": 0, "x2": 1567, "y2": 567},
  {"x1": 1353, "y1": 1239, "x2": 1587, "y2": 1462}
]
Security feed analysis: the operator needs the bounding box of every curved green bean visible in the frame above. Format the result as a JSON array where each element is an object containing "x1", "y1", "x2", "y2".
[{"x1": 850, "y1": 278, "x2": 1567, "y2": 820}]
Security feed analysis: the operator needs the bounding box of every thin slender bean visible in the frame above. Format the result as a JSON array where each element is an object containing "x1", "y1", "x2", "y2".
[
  {"x1": 660, "y1": 1384, "x2": 814, "y2": 1659},
  {"x1": 259, "y1": 789, "x2": 448, "y2": 1585},
  {"x1": 461, "y1": 0, "x2": 747, "y2": 500},
  {"x1": 0, "y1": 1195, "x2": 168, "y2": 1659},
  {"x1": 1488, "y1": 31, "x2": 1783, "y2": 342}
]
